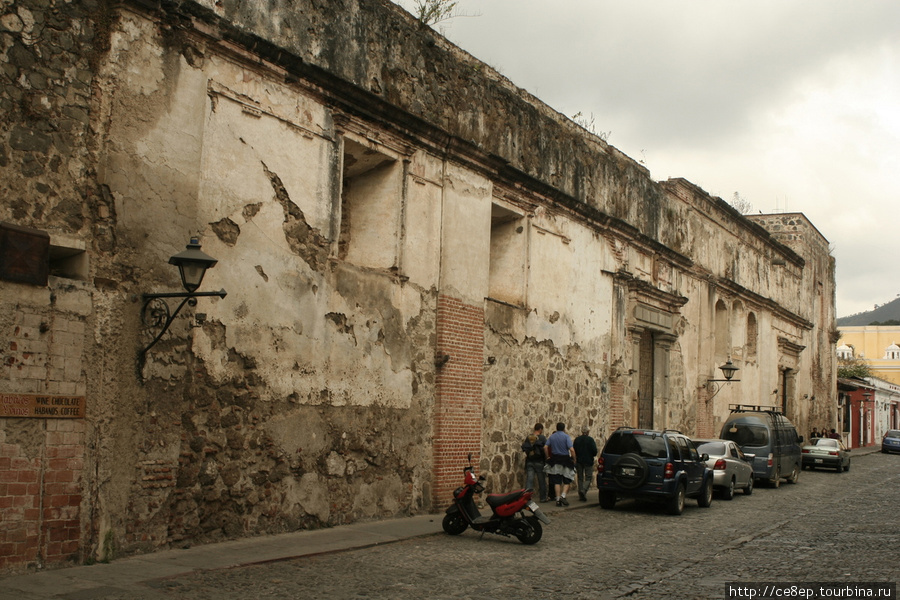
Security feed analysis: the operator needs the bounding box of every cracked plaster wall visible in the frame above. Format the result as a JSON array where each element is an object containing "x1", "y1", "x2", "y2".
[
  {"x1": 0, "y1": 0, "x2": 836, "y2": 568},
  {"x1": 86, "y1": 9, "x2": 438, "y2": 556}
]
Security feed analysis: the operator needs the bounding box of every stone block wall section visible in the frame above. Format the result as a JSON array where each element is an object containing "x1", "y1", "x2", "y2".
[
  {"x1": 0, "y1": 420, "x2": 85, "y2": 570},
  {"x1": 432, "y1": 295, "x2": 484, "y2": 504}
]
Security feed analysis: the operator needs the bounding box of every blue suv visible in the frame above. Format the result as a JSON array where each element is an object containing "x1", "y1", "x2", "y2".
[{"x1": 597, "y1": 428, "x2": 713, "y2": 515}]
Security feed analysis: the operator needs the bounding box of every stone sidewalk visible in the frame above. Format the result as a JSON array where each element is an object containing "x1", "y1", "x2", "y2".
[{"x1": 3, "y1": 444, "x2": 880, "y2": 599}]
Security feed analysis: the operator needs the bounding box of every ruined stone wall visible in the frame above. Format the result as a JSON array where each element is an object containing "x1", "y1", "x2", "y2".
[{"x1": 0, "y1": 0, "x2": 837, "y2": 573}]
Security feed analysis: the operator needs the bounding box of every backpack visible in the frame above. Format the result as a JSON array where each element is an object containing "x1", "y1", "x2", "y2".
[{"x1": 523, "y1": 434, "x2": 545, "y2": 461}]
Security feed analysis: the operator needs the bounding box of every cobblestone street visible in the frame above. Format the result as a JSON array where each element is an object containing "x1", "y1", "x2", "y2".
[{"x1": 110, "y1": 450, "x2": 900, "y2": 600}]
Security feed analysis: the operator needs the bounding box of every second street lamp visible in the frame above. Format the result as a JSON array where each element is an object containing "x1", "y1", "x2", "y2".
[{"x1": 707, "y1": 358, "x2": 741, "y2": 400}]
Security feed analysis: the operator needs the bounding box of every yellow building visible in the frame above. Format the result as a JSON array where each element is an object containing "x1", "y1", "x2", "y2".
[{"x1": 837, "y1": 326, "x2": 900, "y2": 385}]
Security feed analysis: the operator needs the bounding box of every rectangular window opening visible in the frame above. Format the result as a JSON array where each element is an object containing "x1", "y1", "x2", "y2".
[
  {"x1": 49, "y1": 244, "x2": 88, "y2": 281},
  {"x1": 488, "y1": 203, "x2": 526, "y2": 306},
  {"x1": 339, "y1": 138, "x2": 401, "y2": 270}
]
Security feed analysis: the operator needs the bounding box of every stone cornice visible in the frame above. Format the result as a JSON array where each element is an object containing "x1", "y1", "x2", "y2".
[{"x1": 717, "y1": 278, "x2": 813, "y2": 331}]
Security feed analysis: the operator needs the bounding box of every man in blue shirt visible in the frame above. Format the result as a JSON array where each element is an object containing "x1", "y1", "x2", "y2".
[{"x1": 544, "y1": 422, "x2": 576, "y2": 506}]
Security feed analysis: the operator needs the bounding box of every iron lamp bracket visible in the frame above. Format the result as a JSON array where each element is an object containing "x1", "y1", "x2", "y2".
[{"x1": 138, "y1": 289, "x2": 226, "y2": 372}]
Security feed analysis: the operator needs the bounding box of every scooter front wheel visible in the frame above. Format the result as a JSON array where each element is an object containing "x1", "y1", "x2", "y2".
[
  {"x1": 515, "y1": 516, "x2": 543, "y2": 545},
  {"x1": 442, "y1": 512, "x2": 468, "y2": 535}
]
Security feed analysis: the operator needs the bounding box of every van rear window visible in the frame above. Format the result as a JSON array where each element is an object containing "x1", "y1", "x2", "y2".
[{"x1": 723, "y1": 424, "x2": 769, "y2": 447}]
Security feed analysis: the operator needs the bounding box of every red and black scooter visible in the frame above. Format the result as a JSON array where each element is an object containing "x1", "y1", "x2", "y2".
[{"x1": 442, "y1": 454, "x2": 551, "y2": 544}]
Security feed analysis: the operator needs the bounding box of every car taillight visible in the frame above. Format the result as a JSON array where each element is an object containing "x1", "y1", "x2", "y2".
[
  {"x1": 801, "y1": 449, "x2": 810, "y2": 453},
  {"x1": 828, "y1": 451, "x2": 838, "y2": 456},
  {"x1": 664, "y1": 462, "x2": 675, "y2": 479},
  {"x1": 597, "y1": 456, "x2": 605, "y2": 474},
  {"x1": 767, "y1": 453, "x2": 773, "y2": 467},
  {"x1": 714, "y1": 459, "x2": 727, "y2": 470}
]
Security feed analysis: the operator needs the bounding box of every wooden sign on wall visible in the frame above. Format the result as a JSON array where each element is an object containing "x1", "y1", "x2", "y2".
[{"x1": 0, "y1": 393, "x2": 85, "y2": 418}]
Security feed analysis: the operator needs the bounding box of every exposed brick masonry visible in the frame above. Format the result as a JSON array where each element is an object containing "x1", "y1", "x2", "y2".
[
  {"x1": 432, "y1": 295, "x2": 484, "y2": 504},
  {"x1": 0, "y1": 419, "x2": 84, "y2": 570}
]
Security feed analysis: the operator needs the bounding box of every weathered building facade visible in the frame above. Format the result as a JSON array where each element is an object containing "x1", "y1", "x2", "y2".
[{"x1": 1, "y1": 0, "x2": 836, "y2": 571}]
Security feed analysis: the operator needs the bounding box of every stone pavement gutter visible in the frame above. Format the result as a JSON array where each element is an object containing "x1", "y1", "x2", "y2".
[{"x1": 0, "y1": 496, "x2": 588, "y2": 600}]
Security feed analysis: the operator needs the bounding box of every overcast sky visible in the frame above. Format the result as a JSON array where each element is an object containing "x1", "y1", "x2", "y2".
[{"x1": 393, "y1": 0, "x2": 900, "y2": 318}]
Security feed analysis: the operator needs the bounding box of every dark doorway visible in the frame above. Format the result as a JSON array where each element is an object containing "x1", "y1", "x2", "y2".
[
  {"x1": 638, "y1": 330, "x2": 654, "y2": 428},
  {"x1": 780, "y1": 369, "x2": 791, "y2": 414}
]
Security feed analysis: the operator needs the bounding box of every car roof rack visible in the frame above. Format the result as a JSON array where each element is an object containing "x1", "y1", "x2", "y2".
[{"x1": 729, "y1": 404, "x2": 783, "y2": 414}]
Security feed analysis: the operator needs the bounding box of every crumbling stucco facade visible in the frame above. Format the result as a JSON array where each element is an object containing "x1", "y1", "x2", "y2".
[{"x1": 0, "y1": 0, "x2": 836, "y2": 571}]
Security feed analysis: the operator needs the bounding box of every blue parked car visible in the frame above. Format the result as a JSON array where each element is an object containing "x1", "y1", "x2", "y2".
[
  {"x1": 596, "y1": 428, "x2": 713, "y2": 515},
  {"x1": 882, "y1": 429, "x2": 900, "y2": 454}
]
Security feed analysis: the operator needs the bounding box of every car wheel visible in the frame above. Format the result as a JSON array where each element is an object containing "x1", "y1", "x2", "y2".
[
  {"x1": 667, "y1": 483, "x2": 685, "y2": 515},
  {"x1": 770, "y1": 467, "x2": 781, "y2": 488},
  {"x1": 722, "y1": 478, "x2": 735, "y2": 501},
  {"x1": 442, "y1": 512, "x2": 468, "y2": 535},
  {"x1": 835, "y1": 462, "x2": 843, "y2": 473},
  {"x1": 598, "y1": 491, "x2": 616, "y2": 510},
  {"x1": 743, "y1": 475, "x2": 754, "y2": 496},
  {"x1": 613, "y1": 453, "x2": 650, "y2": 489},
  {"x1": 698, "y1": 478, "x2": 713, "y2": 508},
  {"x1": 787, "y1": 465, "x2": 799, "y2": 484},
  {"x1": 844, "y1": 460, "x2": 850, "y2": 472}
]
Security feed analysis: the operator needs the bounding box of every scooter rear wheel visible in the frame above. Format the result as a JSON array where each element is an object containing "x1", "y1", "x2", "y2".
[
  {"x1": 515, "y1": 517, "x2": 543, "y2": 545},
  {"x1": 442, "y1": 512, "x2": 468, "y2": 535}
]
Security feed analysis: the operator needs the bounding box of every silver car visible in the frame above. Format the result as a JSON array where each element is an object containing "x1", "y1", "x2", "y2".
[
  {"x1": 802, "y1": 437, "x2": 850, "y2": 472},
  {"x1": 693, "y1": 439, "x2": 755, "y2": 500}
]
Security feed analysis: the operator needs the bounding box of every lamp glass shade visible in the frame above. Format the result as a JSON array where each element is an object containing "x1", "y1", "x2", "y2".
[
  {"x1": 719, "y1": 359, "x2": 739, "y2": 381},
  {"x1": 169, "y1": 238, "x2": 217, "y2": 293}
]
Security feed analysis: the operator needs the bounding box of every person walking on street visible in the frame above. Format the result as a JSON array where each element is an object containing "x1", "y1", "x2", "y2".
[
  {"x1": 573, "y1": 426, "x2": 598, "y2": 501},
  {"x1": 522, "y1": 423, "x2": 548, "y2": 502},
  {"x1": 544, "y1": 422, "x2": 576, "y2": 506}
]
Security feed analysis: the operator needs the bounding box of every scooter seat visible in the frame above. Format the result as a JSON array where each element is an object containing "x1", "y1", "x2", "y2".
[{"x1": 486, "y1": 490, "x2": 525, "y2": 508}]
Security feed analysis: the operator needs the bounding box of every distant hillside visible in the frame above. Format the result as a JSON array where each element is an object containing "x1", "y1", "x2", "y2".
[{"x1": 838, "y1": 296, "x2": 900, "y2": 326}]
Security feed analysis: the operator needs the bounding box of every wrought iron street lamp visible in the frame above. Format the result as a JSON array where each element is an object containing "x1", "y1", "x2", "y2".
[
  {"x1": 168, "y1": 239, "x2": 218, "y2": 292},
  {"x1": 706, "y1": 358, "x2": 741, "y2": 400},
  {"x1": 138, "y1": 238, "x2": 226, "y2": 374}
]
